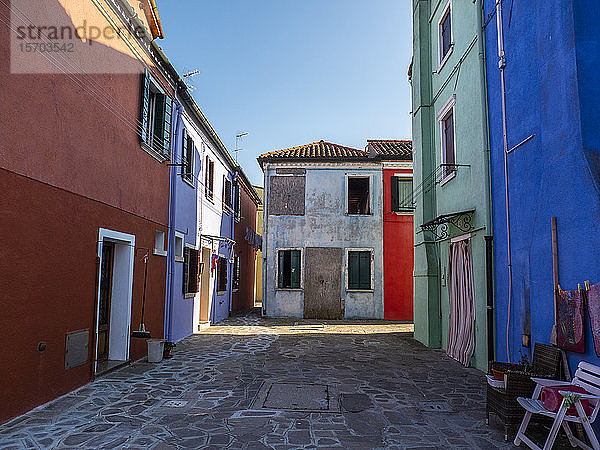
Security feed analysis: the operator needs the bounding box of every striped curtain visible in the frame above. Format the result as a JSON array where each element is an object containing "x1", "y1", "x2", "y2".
[{"x1": 447, "y1": 239, "x2": 475, "y2": 366}]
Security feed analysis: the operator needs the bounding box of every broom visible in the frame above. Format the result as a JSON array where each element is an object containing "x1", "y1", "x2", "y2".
[{"x1": 132, "y1": 251, "x2": 151, "y2": 338}]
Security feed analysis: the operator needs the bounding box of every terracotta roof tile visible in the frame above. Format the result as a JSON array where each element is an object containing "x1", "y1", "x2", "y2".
[
  {"x1": 366, "y1": 140, "x2": 413, "y2": 161},
  {"x1": 258, "y1": 140, "x2": 369, "y2": 162}
]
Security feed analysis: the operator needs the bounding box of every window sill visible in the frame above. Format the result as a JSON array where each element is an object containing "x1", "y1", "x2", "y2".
[
  {"x1": 184, "y1": 293, "x2": 195, "y2": 299},
  {"x1": 216, "y1": 290, "x2": 227, "y2": 295},
  {"x1": 141, "y1": 141, "x2": 169, "y2": 163},
  {"x1": 182, "y1": 176, "x2": 195, "y2": 188},
  {"x1": 175, "y1": 256, "x2": 184, "y2": 263},
  {"x1": 440, "y1": 171, "x2": 456, "y2": 187},
  {"x1": 205, "y1": 194, "x2": 214, "y2": 204},
  {"x1": 345, "y1": 213, "x2": 374, "y2": 216},
  {"x1": 223, "y1": 204, "x2": 234, "y2": 215},
  {"x1": 438, "y1": 44, "x2": 454, "y2": 72},
  {"x1": 276, "y1": 288, "x2": 303, "y2": 292},
  {"x1": 153, "y1": 249, "x2": 167, "y2": 257},
  {"x1": 346, "y1": 289, "x2": 374, "y2": 293}
]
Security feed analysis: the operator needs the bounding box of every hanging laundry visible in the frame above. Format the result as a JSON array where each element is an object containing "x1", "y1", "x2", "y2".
[
  {"x1": 557, "y1": 286, "x2": 585, "y2": 353},
  {"x1": 586, "y1": 282, "x2": 600, "y2": 357}
]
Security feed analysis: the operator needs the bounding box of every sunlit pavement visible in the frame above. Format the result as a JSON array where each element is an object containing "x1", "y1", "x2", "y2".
[{"x1": 0, "y1": 309, "x2": 515, "y2": 449}]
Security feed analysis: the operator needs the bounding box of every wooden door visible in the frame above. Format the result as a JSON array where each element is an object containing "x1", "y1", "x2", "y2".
[
  {"x1": 199, "y1": 248, "x2": 211, "y2": 323},
  {"x1": 97, "y1": 242, "x2": 114, "y2": 362},
  {"x1": 304, "y1": 247, "x2": 343, "y2": 319}
]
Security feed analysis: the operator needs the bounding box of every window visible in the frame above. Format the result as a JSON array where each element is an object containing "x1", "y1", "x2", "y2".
[
  {"x1": 438, "y1": 2, "x2": 452, "y2": 66},
  {"x1": 232, "y1": 254, "x2": 240, "y2": 291},
  {"x1": 154, "y1": 230, "x2": 166, "y2": 256},
  {"x1": 437, "y1": 96, "x2": 456, "y2": 181},
  {"x1": 347, "y1": 250, "x2": 372, "y2": 291},
  {"x1": 278, "y1": 249, "x2": 301, "y2": 289},
  {"x1": 346, "y1": 176, "x2": 371, "y2": 215},
  {"x1": 391, "y1": 176, "x2": 414, "y2": 212},
  {"x1": 182, "y1": 129, "x2": 194, "y2": 184},
  {"x1": 141, "y1": 69, "x2": 172, "y2": 159},
  {"x1": 205, "y1": 156, "x2": 214, "y2": 200},
  {"x1": 223, "y1": 176, "x2": 232, "y2": 210},
  {"x1": 174, "y1": 232, "x2": 184, "y2": 262},
  {"x1": 217, "y1": 257, "x2": 228, "y2": 292},
  {"x1": 183, "y1": 246, "x2": 199, "y2": 297}
]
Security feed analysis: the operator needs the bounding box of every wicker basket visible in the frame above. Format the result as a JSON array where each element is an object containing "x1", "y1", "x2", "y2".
[{"x1": 486, "y1": 343, "x2": 563, "y2": 440}]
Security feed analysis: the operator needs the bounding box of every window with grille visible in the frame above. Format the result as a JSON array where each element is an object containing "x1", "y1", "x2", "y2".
[
  {"x1": 391, "y1": 176, "x2": 413, "y2": 212},
  {"x1": 278, "y1": 249, "x2": 301, "y2": 289},
  {"x1": 347, "y1": 250, "x2": 372, "y2": 290}
]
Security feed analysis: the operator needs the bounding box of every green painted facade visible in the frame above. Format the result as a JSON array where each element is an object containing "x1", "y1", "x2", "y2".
[{"x1": 411, "y1": 0, "x2": 492, "y2": 371}]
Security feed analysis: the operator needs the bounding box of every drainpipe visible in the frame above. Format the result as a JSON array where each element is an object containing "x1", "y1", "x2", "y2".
[
  {"x1": 164, "y1": 100, "x2": 183, "y2": 342},
  {"x1": 495, "y1": 0, "x2": 514, "y2": 363},
  {"x1": 478, "y1": 0, "x2": 495, "y2": 364}
]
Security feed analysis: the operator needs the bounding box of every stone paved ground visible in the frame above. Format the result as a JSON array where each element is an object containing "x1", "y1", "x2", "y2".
[{"x1": 1, "y1": 309, "x2": 521, "y2": 449}]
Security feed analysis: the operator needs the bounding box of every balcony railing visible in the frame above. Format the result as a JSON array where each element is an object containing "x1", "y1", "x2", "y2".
[{"x1": 399, "y1": 163, "x2": 470, "y2": 210}]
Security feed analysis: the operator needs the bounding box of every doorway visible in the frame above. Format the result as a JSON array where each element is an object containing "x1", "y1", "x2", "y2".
[
  {"x1": 446, "y1": 238, "x2": 475, "y2": 366},
  {"x1": 304, "y1": 247, "x2": 343, "y2": 319},
  {"x1": 198, "y1": 247, "x2": 211, "y2": 328},
  {"x1": 95, "y1": 229, "x2": 135, "y2": 374},
  {"x1": 97, "y1": 242, "x2": 114, "y2": 361}
]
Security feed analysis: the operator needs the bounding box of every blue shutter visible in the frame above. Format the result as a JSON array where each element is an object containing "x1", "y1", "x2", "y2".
[
  {"x1": 181, "y1": 128, "x2": 187, "y2": 176},
  {"x1": 140, "y1": 69, "x2": 150, "y2": 142}
]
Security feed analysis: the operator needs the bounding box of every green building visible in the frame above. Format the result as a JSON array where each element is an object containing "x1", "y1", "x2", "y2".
[{"x1": 411, "y1": 0, "x2": 492, "y2": 371}]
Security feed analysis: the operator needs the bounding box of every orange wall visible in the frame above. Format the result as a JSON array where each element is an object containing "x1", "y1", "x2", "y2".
[{"x1": 383, "y1": 168, "x2": 414, "y2": 321}]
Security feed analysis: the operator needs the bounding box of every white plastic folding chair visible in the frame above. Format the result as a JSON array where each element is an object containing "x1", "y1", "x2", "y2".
[{"x1": 514, "y1": 361, "x2": 600, "y2": 450}]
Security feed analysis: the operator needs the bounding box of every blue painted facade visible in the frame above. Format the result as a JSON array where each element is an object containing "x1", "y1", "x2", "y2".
[
  {"x1": 165, "y1": 87, "x2": 238, "y2": 341},
  {"x1": 164, "y1": 98, "x2": 201, "y2": 342},
  {"x1": 484, "y1": 0, "x2": 600, "y2": 373}
]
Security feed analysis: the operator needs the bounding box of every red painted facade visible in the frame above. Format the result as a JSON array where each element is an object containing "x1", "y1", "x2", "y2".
[
  {"x1": 383, "y1": 168, "x2": 414, "y2": 321},
  {"x1": 0, "y1": 1, "x2": 173, "y2": 423},
  {"x1": 231, "y1": 178, "x2": 260, "y2": 313}
]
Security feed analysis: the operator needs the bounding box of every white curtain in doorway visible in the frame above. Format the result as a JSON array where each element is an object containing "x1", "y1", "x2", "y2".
[{"x1": 447, "y1": 239, "x2": 475, "y2": 366}]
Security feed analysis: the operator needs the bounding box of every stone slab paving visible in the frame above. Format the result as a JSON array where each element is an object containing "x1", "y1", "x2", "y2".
[{"x1": 0, "y1": 309, "x2": 533, "y2": 449}]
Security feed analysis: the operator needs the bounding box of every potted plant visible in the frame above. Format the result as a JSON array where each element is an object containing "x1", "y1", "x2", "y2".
[{"x1": 163, "y1": 341, "x2": 176, "y2": 359}]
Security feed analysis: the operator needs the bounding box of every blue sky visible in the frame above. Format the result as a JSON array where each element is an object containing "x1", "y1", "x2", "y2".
[{"x1": 155, "y1": 0, "x2": 412, "y2": 186}]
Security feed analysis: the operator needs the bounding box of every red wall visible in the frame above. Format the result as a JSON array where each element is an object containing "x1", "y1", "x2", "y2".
[
  {"x1": 232, "y1": 183, "x2": 259, "y2": 313},
  {"x1": 0, "y1": 2, "x2": 171, "y2": 423},
  {"x1": 383, "y1": 168, "x2": 414, "y2": 321},
  {"x1": 0, "y1": 170, "x2": 167, "y2": 423}
]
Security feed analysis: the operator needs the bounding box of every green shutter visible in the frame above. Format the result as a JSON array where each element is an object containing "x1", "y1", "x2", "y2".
[
  {"x1": 359, "y1": 252, "x2": 371, "y2": 289},
  {"x1": 140, "y1": 69, "x2": 150, "y2": 142},
  {"x1": 398, "y1": 179, "x2": 413, "y2": 210},
  {"x1": 163, "y1": 95, "x2": 173, "y2": 158},
  {"x1": 154, "y1": 93, "x2": 165, "y2": 154},
  {"x1": 278, "y1": 251, "x2": 285, "y2": 288},
  {"x1": 391, "y1": 176, "x2": 399, "y2": 212},
  {"x1": 348, "y1": 252, "x2": 359, "y2": 289},
  {"x1": 290, "y1": 250, "x2": 300, "y2": 289}
]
